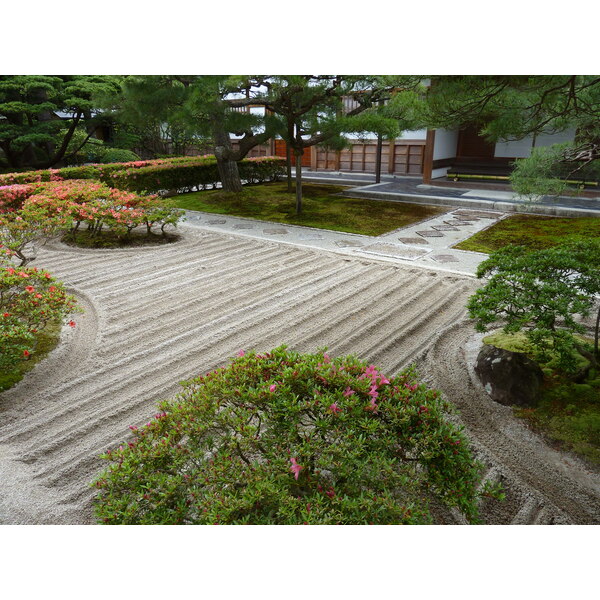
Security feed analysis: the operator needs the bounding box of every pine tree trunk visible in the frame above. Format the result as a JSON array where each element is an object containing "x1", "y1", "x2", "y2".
[
  {"x1": 286, "y1": 143, "x2": 293, "y2": 192},
  {"x1": 295, "y1": 151, "x2": 303, "y2": 215},
  {"x1": 213, "y1": 122, "x2": 243, "y2": 193},
  {"x1": 594, "y1": 302, "x2": 600, "y2": 359},
  {"x1": 375, "y1": 135, "x2": 383, "y2": 183},
  {"x1": 216, "y1": 157, "x2": 242, "y2": 193}
]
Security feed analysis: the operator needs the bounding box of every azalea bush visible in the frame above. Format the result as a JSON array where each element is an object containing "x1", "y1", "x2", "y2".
[
  {"x1": 0, "y1": 180, "x2": 185, "y2": 253},
  {"x1": 93, "y1": 347, "x2": 494, "y2": 525},
  {"x1": 0, "y1": 256, "x2": 79, "y2": 369}
]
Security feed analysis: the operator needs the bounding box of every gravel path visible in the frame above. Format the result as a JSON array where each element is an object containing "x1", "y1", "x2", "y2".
[{"x1": 1, "y1": 227, "x2": 598, "y2": 524}]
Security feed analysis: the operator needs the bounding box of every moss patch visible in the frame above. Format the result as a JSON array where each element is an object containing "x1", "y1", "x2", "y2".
[
  {"x1": 0, "y1": 320, "x2": 62, "y2": 392},
  {"x1": 63, "y1": 230, "x2": 179, "y2": 249},
  {"x1": 484, "y1": 331, "x2": 600, "y2": 464},
  {"x1": 455, "y1": 214, "x2": 600, "y2": 253},
  {"x1": 163, "y1": 182, "x2": 447, "y2": 236}
]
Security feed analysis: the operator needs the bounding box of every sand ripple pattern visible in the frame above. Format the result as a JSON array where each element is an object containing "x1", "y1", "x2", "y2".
[{"x1": 1, "y1": 228, "x2": 597, "y2": 524}]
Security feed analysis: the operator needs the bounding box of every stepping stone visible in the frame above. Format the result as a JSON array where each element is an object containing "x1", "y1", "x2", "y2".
[
  {"x1": 360, "y1": 243, "x2": 429, "y2": 260},
  {"x1": 444, "y1": 220, "x2": 473, "y2": 226},
  {"x1": 298, "y1": 233, "x2": 324, "y2": 240},
  {"x1": 233, "y1": 223, "x2": 254, "y2": 229},
  {"x1": 398, "y1": 237, "x2": 429, "y2": 245},
  {"x1": 207, "y1": 219, "x2": 226, "y2": 225},
  {"x1": 416, "y1": 230, "x2": 444, "y2": 238},
  {"x1": 432, "y1": 225, "x2": 459, "y2": 231},
  {"x1": 335, "y1": 240, "x2": 364, "y2": 248},
  {"x1": 431, "y1": 254, "x2": 459, "y2": 263},
  {"x1": 263, "y1": 228, "x2": 288, "y2": 235},
  {"x1": 453, "y1": 210, "x2": 501, "y2": 219}
]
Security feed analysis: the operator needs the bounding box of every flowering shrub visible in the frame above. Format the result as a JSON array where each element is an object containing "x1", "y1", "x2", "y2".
[
  {"x1": 0, "y1": 156, "x2": 286, "y2": 195},
  {"x1": 0, "y1": 199, "x2": 70, "y2": 265},
  {"x1": 0, "y1": 184, "x2": 37, "y2": 213},
  {"x1": 0, "y1": 180, "x2": 184, "y2": 254},
  {"x1": 93, "y1": 347, "x2": 493, "y2": 525},
  {"x1": 0, "y1": 258, "x2": 79, "y2": 369}
]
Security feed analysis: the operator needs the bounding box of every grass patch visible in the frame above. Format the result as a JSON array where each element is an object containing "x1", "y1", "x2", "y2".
[
  {"x1": 0, "y1": 320, "x2": 62, "y2": 392},
  {"x1": 63, "y1": 230, "x2": 179, "y2": 249},
  {"x1": 484, "y1": 331, "x2": 600, "y2": 464},
  {"x1": 163, "y1": 182, "x2": 447, "y2": 236},
  {"x1": 455, "y1": 214, "x2": 600, "y2": 253}
]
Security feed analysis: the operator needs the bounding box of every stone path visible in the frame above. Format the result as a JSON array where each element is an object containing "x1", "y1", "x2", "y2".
[{"x1": 182, "y1": 207, "x2": 503, "y2": 276}]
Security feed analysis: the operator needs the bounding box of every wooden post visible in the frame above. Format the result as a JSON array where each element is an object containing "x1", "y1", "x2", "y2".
[
  {"x1": 375, "y1": 135, "x2": 383, "y2": 183},
  {"x1": 422, "y1": 129, "x2": 436, "y2": 184},
  {"x1": 311, "y1": 146, "x2": 317, "y2": 171},
  {"x1": 388, "y1": 140, "x2": 395, "y2": 174}
]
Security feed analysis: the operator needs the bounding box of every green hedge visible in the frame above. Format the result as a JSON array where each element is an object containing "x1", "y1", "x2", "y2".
[{"x1": 0, "y1": 156, "x2": 286, "y2": 194}]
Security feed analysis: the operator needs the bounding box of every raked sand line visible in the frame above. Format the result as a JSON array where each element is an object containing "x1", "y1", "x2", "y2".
[{"x1": 1, "y1": 228, "x2": 598, "y2": 524}]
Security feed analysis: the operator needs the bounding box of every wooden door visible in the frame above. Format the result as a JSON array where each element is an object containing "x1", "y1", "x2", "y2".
[{"x1": 456, "y1": 125, "x2": 496, "y2": 159}]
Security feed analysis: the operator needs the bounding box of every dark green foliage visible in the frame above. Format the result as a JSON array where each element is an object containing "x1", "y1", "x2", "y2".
[
  {"x1": 469, "y1": 241, "x2": 600, "y2": 373},
  {"x1": 0, "y1": 75, "x2": 121, "y2": 169},
  {"x1": 93, "y1": 347, "x2": 492, "y2": 525}
]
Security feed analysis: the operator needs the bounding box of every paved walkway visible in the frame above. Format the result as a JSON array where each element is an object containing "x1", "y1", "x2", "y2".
[
  {"x1": 182, "y1": 207, "x2": 502, "y2": 277},
  {"x1": 301, "y1": 170, "x2": 600, "y2": 216}
]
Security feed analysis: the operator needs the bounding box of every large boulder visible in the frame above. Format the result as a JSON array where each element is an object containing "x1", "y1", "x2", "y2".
[{"x1": 475, "y1": 344, "x2": 544, "y2": 407}]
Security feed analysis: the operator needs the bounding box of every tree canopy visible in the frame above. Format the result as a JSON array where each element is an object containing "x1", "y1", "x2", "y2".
[
  {"x1": 468, "y1": 240, "x2": 600, "y2": 377},
  {"x1": 0, "y1": 75, "x2": 121, "y2": 169}
]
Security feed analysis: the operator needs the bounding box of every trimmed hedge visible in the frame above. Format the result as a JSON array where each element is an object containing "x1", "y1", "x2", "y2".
[{"x1": 0, "y1": 156, "x2": 286, "y2": 194}]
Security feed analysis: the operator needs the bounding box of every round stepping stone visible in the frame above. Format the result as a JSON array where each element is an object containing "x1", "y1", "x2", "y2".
[
  {"x1": 431, "y1": 254, "x2": 459, "y2": 263},
  {"x1": 417, "y1": 230, "x2": 444, "y2": 238},
  {"x1": 398, "y1": 237, "x2": 429, "y2": 245},
  {"x1": 335, "y1": 240, "x2": 364, "y2": 248},
  {"x1": 207, "y1": 219, "x2": 226, "y2": 225},
  {"x1": 432, "y1": 225, "x2": 459, "y2": 231},
  {"x1": 233, "y1": 223, "x2": 254, "y2": 229},
  {"x1": 263, "y1": 228, "x2": 288, "y2": 235}
]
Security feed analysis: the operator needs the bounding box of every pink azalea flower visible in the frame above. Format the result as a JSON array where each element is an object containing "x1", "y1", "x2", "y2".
[
  {"x1": 237, "y1": 349, "x2": 245, "y2": 357},
  {"x1": 329, "y1": 402, "x2": 342, "y2": 414},
  {"x1": 269, "y1": 384, "x2": 277, "y2": 393},
  {"x1": 343, "y1": 387, "x2": 355, "y2": 397},
  {"x1": 289, "y1": 457, "x2": 303, "y2": 480}
]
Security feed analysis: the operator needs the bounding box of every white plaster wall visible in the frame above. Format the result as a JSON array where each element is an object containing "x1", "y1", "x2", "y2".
[
  {"x1": 432, "y1": 167, "x2": 450, "y2": 178},
  {"x1": 432, "y1": 129, "x2": 458, "y2": 160},
  {"x1": 344, "y1": 129, "x2": 427, "y2": 141},
  {"x1": 494, "y1": 137, "x2": 534, "y2": 158},
  {"x1": 495, "y1": 128, "x2": 576, "y2": 158}
]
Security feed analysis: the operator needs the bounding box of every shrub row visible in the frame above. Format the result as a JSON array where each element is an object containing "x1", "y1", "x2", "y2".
[{"x1": 0, "y1": 156, "x2": 286, "y2": 194}]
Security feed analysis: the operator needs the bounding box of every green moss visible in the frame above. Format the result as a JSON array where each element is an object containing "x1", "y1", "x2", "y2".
[
  {"x1": 455, "y1": 214, "x2": 600, "y2": 253},
  {"x1": 0, "y1": 320, "x2": 62, "y2": 392},
  {"x1": 485, "y1": 332, "x2": 600, "y2": 464},
  {"x1": 63, "y1": 230, "x2": 178, "y2": 249},
  {"x1": 163, "y1": 182, "x2": 447, "y2": 236}
]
